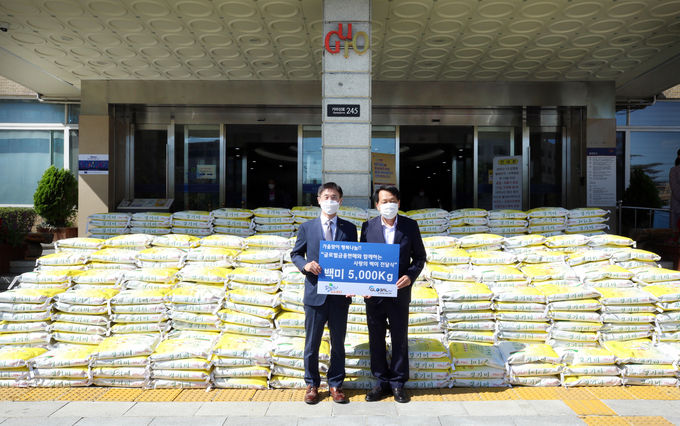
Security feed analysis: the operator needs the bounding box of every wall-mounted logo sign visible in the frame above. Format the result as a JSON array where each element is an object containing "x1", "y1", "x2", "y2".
[{"x1": 324, "y1": 23, "x2": 369, "y2": 58}]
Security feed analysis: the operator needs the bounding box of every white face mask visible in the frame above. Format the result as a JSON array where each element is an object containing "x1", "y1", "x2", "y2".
[
  {"x1": 319, "y1": 200, "x2": 340, "y2": 215},
  {"x1": 268, "y1": 183, "x2": 275, "y2": 190},
  {"x1": 379, "y1": 202, "x2": 399, "y2": 220}
]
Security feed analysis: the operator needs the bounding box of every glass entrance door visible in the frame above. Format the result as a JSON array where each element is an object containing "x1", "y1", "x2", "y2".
[
  {"x1": 476, "y1": 127, "x2": 515, "y2": 210},
  {"x1": 530, "y1": 127, "x2": 564, "y2": 207},
  {"x1": 132, "y1": 125, "x2": 167, "y2": 199},
  {"x1": 174, "y1": 125, "x2": 221, "y2": 211}
]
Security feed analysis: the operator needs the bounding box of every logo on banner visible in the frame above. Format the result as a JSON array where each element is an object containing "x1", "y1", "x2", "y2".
[{"x1": 324, "y1": 23, "x2": 369, "y2": 58}]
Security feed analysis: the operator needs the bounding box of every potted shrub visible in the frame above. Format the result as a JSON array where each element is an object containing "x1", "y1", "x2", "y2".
[
  {"x1": 0, "y1": 207, "x2": 37, "y2": 272},
  {"x1": 33, "y1": 166, "x2": 78, "y2": 241}
]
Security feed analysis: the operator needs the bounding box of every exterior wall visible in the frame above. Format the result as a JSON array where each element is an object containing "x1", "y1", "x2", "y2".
[{"x1": 0, "y1": 76, "x2": 35, "y2": 98}]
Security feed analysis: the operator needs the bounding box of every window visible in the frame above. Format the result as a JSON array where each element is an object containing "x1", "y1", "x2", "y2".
[
  {"x1": 630, "y1": 102, "x2": 680, "y2": 127},
  {"x1": 0, "y1": 130, "x2": 67, "y2": 205},
  {"x1": 629, "y1": 131, "x2": 680, "y2": 207},
  {"x1": 0, "y1": 101, "x2": 65, "y2": 123}
]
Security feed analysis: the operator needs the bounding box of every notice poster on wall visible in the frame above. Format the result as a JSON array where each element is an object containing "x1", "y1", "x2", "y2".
[
  {"x1": 79, "y1": 154, "x2": 109, "y2": 175},
  {"x1": 587, "y1": 148, "x2": 617, "y2": 206},
  {"x1": 371, "y1": 152, "x2": 396, "y2": 191},
  {"x1": 492, "y1": 156, "x2": 522, "y2": 210}
]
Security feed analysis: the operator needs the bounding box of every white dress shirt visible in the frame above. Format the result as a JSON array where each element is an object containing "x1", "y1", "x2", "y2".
[
  {"x1": 381, "y1": 215, "x2": 398, "y2": 244},
  {"x1": 321, "y1": 215, "x2": 338, "y2": 241}
]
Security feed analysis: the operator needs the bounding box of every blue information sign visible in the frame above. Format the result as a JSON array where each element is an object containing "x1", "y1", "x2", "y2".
[{"x1": 317, "y1": 241, "x2": 400, "y2": 297}]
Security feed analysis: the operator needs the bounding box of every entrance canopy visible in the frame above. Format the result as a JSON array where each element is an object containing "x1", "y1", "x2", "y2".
[{"x1": 0, "y1": 0, "x2": 679, "y2": 99}]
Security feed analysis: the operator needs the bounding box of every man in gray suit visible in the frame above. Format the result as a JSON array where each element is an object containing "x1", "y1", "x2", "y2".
[{"x1": 291, "y1": 182, "x2": 357, "y2": 404}]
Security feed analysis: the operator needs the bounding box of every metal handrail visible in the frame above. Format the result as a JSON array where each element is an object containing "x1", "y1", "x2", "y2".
[{"x1": 617, "y1": 201, "x2": 671, "y2": 234}]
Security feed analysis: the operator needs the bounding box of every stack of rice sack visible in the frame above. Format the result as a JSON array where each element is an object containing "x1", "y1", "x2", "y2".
[
  {"x1": 172, "y1": 210, "x2": 213, "y2": 237},
  {"x1": 212, "y1": 208, "x2": 254, "y2": 237},
  {"x1": 646, "y1": 285, "x2": 680, "y2": 343},
  {"x1": 526, "y1": 207, "x2": 568, "y2": 236},
  {"x1": 129, "y1": 212, "x2": 172, "y2": 235},
  {"x1": 500, "y1": 342, "x2": 563, "y2": 387},
  {"x1": 31, "y1": 345, "x2": 97, "y2": 387},
  {"x1": 604, "y1": 340, "x2": 680, "y2": 386},
  {"x1": 169, "y1": 266, "x2": 228, "y2": 333},
  {"x1": 149, "y1": 331, "x2": 217, "y2": 389},
  {"x1": 402, "y1": 337, "x2": 451, "y2": 388},
  {"x1": 12, "y1": 269, "x2": 79, "y2": 291},
  {"x1": 475, "y1": 257, "x2": 528, "y2": 295},
  {"x1": 72, "y1": 269, "x2": 123, "y2": 291},
  {"x1": 280, "y1": 263, "x2": 305, "y2": 314},
  {"x1": 557, "y1": 346, "x2": 622, "y2": 387},
  {"x1": 221, "y1": 267, "x2": 280, "y2": 337},
  {"x1": 494, "y1": 287, "x2": 549, "y2": 343},
  {"x1": 270, "y1": 335, "x2": 326, "y2": 389},
  {"x1": 252, "y1": 207, "x2": 294, "y2": 238},
  {"x1": 291, "y1": 206, "x2": 320, "y2": 232},
  {"x1": 541, "y1": 284, "x2": 601, "y2": 348},
  {"x1": 0, "y1": 288, "x2": 62, "y2": 347},
  {"x1": 406, "y1": 208, "x2": 449, "y2": 236},
  {"x1": 432, "y1": 267, "x2": 495, "y2": 345},
  {"x1": 544, "y1": 234, "x2": 589, "y2": 254},
  {"x1": 346, "y1": 296, "x2": 368, "y2": 337},
  {"x1": 459, "y1": 234, "x2": 504, "y2": 252},
  {"x1": 0, "y1": 347, "x2": 47, "y2": 387},
  {"x1": 212, "y1": 333, "x2": 271, "y2": 389},
  {"x1": 487, "y1": 209, "x2": 528, "y2": 237},
  {"x1": 122, "y1": 268, "x2": 178, "y2": 291},
  {"x1": 566, "y1": 208, "x2": 610, "y2": 235},
  {"x1": 611, "y1": 248, "x2": 661, "y2": 274},
  {"x1": 91, "y1": 334, "x2": 159, "y2": 387},
  {"x1": 632, "y1": 266, "x2": 680, "y2": 290},
  {"x1": 239, "y1": 235, "x2": 290, "y2": 270},
  {"x1": 87, "y1": 212, "x2": 131, "y2": 238},
  {"x1": 337, "y1": 205, "x2": 368, "y2": 231},
  {"x1": 35, "y1": 252, "x2": 88, "y2": 272},
  {"x1": 89, "y1": 234, "x2": 154, "y2": 271},
  {"x1": 448, "y1": 209, "x2": 489, "y2": 236},
  {"x1": 109, "y1": 288, "x2": 170, "y2": 336},
  {"x1": 199, "y1": 234, "x2": 245, "y2": 256},
  {"x1": 343, "y1": 336, "x2": 372, "y2": 389},
  {"x1": 408, "y1": 286, "x2": 443, "y2": 337},
  {"x1": 54, "y1": 238, "x2": 104, "y2": 255},
  {"x1": 449, "y1": 341, "x2": 507, "y2": 387},
  {"x1": 153, "y1": 233, "x2": 200, "y2": 253},
  {"x1": 597, "y1": 287, "x2": 658, "y2": 343},
  {"x1": 50, "y1": 288, "x2": 118, "y2": 346},
  {"x1": 502, "y1": 235, "x2": 547, "y2": 258}
]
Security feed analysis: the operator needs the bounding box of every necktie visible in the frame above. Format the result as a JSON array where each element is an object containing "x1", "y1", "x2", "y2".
[{"x1": 325, "y1": 221, "x2": 333, "y2": 241}]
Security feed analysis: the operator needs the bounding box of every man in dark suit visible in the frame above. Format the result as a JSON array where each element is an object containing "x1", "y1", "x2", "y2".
[
  {"x1": 291, "y1": 182, "x2": 357, "y2": 405},
  {"x1": 360, "y1": 185, "x2": 426, "y2": 403}
]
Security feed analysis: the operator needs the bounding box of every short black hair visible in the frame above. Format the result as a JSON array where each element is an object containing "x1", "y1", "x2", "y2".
[
  {"x1": 318, "y1": 182, "x2": 343, "y2": 198},
  {"x1": 374, "y1": 185, "x2": 400, "y2": 203}
]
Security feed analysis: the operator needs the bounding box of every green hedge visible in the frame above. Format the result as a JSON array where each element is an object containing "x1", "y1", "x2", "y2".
[{"x1": 0, "y1": 207, "x2": 37, "y2": 247}]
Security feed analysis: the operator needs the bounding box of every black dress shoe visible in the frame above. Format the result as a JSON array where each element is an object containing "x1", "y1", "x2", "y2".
[
  {"x1": 365, "y1": 386, "x2": 390, "y2": 402},
  {"x1": 392, "y1": 387, "x2": 410, "y2": 403}
]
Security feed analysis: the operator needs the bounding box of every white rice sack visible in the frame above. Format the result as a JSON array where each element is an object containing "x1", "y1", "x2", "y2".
[
  {"x1": 544, "y1": 234, "x2": 589, "y2": 248},
  {"x1": 214, "y1": 227, "x2": 254, "y2": 237},
  {"x1": 214, "y1": 218, "x2": 253, "y2": 228},
  {"x1": 458, "y1": 234, "x2": 504, "y2": 248},
  {"x1": 588, "y1": 235, "x2": 635, "y2": 247},
  {"x1": 422, "y1": 236, "x2": 459, "y2": 249},
  {"x1": 449, "y1": 208, "x2": 488, "y2": 219},
  {"x1": 200, "y1": 235, "x2": 245, "y2": 249},
  {"x1": 291, "y1": 206, "x2": 321, "y2": 219},
  {"x1": 55, "y1": 238, "x2": 104, "y2": 250},
  {"x1": 36, "y1": 252, "x2": 88, "y2": 267},
  {"x1": 526, "y1": 207, "x2": 569, "y2": 218},
  {"x1": 103, "y1": 234, "x2": 154, "y2": 249},
  {"x1": 212, "y1": 208, "x2": 253, "y2": 219},
  {"x1": 245, "y1": 234, "x2": 291, "y2": 249},
  {"x1": 488, "y1": 210, "x2": 526, "y2": 220},
  {"x1": 448, "y1": 225, "x2": 489, "y2": 235},
  {"x1": 252, "y1": 207, "x2": 291, "y2": 218}
]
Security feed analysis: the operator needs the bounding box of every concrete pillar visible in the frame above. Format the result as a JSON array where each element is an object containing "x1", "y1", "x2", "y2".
[
  {"x1": 76, "y1": 115, "x2": 110, "y2": 236},
  {"x1": 322, "y1": 0, "x2": 372, "y2": 208}
]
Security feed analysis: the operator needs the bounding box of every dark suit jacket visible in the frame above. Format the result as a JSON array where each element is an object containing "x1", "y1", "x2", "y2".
[
  {"x1": 291, "y1": 216, "x2": 358, "y2": 306},
  {"x1": 360, "y1": 214, "x2": 427, "y2": 303}
]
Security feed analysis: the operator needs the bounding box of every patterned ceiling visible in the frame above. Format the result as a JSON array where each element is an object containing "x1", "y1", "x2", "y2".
[{"x1": 0, "y1": 0, "x2": 679, "y2": 95}]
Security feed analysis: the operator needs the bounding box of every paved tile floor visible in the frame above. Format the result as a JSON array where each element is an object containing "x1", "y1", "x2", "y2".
[
  {"x1": 0, "y1": 399, "x2": 676, "y2": 425},
  {"x1": 0, "y1": 387, "x2": 678, "y2": 425}
]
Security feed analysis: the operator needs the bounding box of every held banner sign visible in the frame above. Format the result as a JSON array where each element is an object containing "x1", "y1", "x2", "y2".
[{"x1": 317, "y1": 241, "x2": 399, "y2": 297}]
